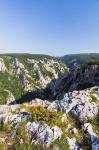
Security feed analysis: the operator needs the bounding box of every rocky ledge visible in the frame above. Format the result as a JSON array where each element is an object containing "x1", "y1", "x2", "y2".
[{"x1": 0, "y1": 86, "x2": 98, "y2": 150}]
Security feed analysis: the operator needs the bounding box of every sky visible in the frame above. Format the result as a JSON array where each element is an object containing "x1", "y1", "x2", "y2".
[{"x1": 0, "y1": 0, "x2": 99, "y2": 56}]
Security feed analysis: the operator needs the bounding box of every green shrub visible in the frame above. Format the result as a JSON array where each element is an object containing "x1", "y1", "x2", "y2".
[
  {"x1": 90, "y1": 94, "x2": 97, "y2": 102},
  {"x1": 29, "y1": 106, "x2": 64, "y2": 128},
  {"x1": 50, "y1": 135, "x2": 70, "y2": 150},
  {"x1": 0, "y1": 119, "x2": 4, "y2": 130},
  {"x1": 88, "y1": 113, "x2": 99, "y2": 135}
]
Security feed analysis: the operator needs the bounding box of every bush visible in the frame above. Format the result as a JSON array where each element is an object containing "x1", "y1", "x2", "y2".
[
  {"x1": 29, "y1": 106, "x2": 63, "y2": 127},
  {"x1": 90, "y1": 94, "x2": 97, "y2": 102},
  {"x1": 0, "y1": 119, "x2": 4, "y2": 130},
  {"x1": 50, "y1": 135, "x2": 70, "y2": 150},
  {"x1": 88, "y1": 113, "x2": 99, "y2": 135}
]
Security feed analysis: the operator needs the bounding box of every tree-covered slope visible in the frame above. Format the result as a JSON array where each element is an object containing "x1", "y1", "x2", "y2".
[
  {"x1": 0, "y1": 55, "x2": 98, "y2": 150},
  {"x1": 59, "y1": 53, "x2": 99, "y2": 67},
  {"x1": 0, "y1": 54, "x2": 68, "y2": 104}
]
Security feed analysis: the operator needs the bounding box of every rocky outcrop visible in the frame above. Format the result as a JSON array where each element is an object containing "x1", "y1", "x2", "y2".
[
  {"x1": 0, "y1": 111, "x2": 32, "y2": 125},
  {"x1": 28, "y1": 88, "x2": 98, "y2": 121},
  {"x1": 67, "y1": 137, "x2": 81, "y2": 150},
  {"x1": 4, "y1": 90, "x2": 15, "y2": 104},
  {"x1": 27, "y1": 58, "x2": 67, "y2": 88},
  {"x1": 26, "y1": 121, "x2": 63, "y2": 147},
  {"x1": 13, "y1": 57, "x2": 32, "y2": 91},
  {"x1": 0, "y1": 105, "x2": 32, "y2": 126},
  {"x1": 84, "y1": 123, "x2": 99, "y2": 150},
  {"x1": 0, "y1": 55, "x2": 67, "y2": 104},
  {"x1": 57, "y1": 90, "x2": 98, "y2": 120},
  {"x1": 0, "y1": 86, "x2": 98, "y2": 149},
  {"x1": 49, "y1": 64, "x2": 99, "y2": 98},
  {"x1": 0, "y1": 105, "x2": 20, "y2": 114},
  {"x1": 0, "y1": 55, "x2": 98, "y2": 149},
  {"x1": 0, "y1": 57, "x2": 6, "y2": 72}
]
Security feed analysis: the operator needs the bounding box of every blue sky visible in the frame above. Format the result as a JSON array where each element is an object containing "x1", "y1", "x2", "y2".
[{"x1": 0, "y1": 0, "x2": 99, "y2": 56}]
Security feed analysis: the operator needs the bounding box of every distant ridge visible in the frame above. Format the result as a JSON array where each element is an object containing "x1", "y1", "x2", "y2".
[{"x1": 59, "y1": 53, "x2": 99, "y2": 67}]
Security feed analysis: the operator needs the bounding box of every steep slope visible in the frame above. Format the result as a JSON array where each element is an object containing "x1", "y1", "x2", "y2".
[
  {"x1": 0, "y1": 61, "x2": 99, "y2": 150},
  {"x1": 59, "y1": 53, "x2": 99, "y2": 68},
  {"x1": 47, "y1": 61, "x2": 99, "y2": 99},
  {"x1": 0, "y1": 54, "x2": 68, "y2": 104},
  {"x1": 0, "y1": 86, "x2": 98, "y2": 149}
]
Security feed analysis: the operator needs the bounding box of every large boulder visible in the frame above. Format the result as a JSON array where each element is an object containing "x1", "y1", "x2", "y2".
[
  {"x1": 0, "y1": 105, "x2": 32, "y2": 126},
  {"x1": 58, "y1": 90, "x2": 98, "y2": 120},
  {"x1": 25, "y1": 121, "x2": 63, "y2": 147}
]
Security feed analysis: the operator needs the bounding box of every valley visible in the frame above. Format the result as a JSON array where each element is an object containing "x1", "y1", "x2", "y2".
[{"x1": 0, "y1": 54, "x2": 99, "y2": 150}]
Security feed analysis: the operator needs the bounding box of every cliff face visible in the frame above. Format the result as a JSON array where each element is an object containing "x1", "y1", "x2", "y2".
[
  {"x1": 48, "y1": 64, "x2": 99, "y2": 99},
  {"x1": 0, "y1": 54, "x2": 67, "y2": 104},
  {"x1": 65, "y1": 64, "x2": 99, "y2": 91}
]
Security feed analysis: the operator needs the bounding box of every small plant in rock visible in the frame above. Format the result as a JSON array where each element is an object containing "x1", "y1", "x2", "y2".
[
  {"x1": 0, "y1": 119, "x2": 4, "y2": 130},
  {"x1": 50, "y1": 135, "x2": 70, "y2": 150},
  {"x1": 90, "y1": 94, "x2": 97, "y2": 103}
]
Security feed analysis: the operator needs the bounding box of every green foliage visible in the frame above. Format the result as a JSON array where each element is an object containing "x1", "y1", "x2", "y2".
[
  {"x1": 0, "y1": 54, "x2": 67, "y2": 104},
  {"x1": 2, "y1": 56, "x2": 13, "y2": 71},
  {"x1": 60, "y1": 53, "x2": 99, "y2": 67},
  {"x1": 38, "y1": 62, "x2": 61, "y2": 79},
  {"x1": 81, "y1": 60, "x2": 99, "y2": 69},
  {"x1": 0, "y1": 119, "x2": 4, "y2": 130},
  {"x1": 90, "y1": 94, "x2": 97, "y2": 102},
  {"x1": 3, "y1": 121, "x2": 14, "y2": 133},
  {"x1": 13, "y1": 121, "x2": 68, "y2": 150},
  {"x1": 0, "y1": 90, "x2": 8, "y2": 104},
  {"x1": 13, "y1": 121, "x2": 34, "y2": 150},
  {"x1": 29, "y1": 106, "x2": 64, "y2": 128},
  {"x1": 0, "y1": 72, "x2": 24, "y2": 104},
  {"x1": 88, "y1": 113, "x2": 99, "y2": 136},
  {"x1": 0, "y1": 120, "x2": 13, "y2": 133},
  {"x1": 51, "y1": 135, "x2": 70, "y2": 150},
  {"x1": 50, "y1": 135, "x2": 70, "y2": 150},
  {"x1": 0, "y1": 142, "x2": 8, "y2": 150}
]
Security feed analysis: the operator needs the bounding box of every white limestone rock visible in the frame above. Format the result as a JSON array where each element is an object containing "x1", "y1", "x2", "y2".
[
  {"x1": 0, "y1": 105, "x2": 20, "y2": 114},
  {"x1": 0, "y1": 57, "x2": 6, "y2": 72},
  {"x1": 28, "y1": 98, "x2": 50, "y2": 108},
  {"x1": 61, "y1": 113, "x2": 67, "y2": 123},
  {"x1": 70, "y1": 128, "x2": 78, "y2": 134},
  {"x1": 66, "y1": 124, "x2": 72, "y2": 132},
  {"x1": 27, "y1": 58, "x2": 48, "y2": 87},
  {"x1": 47, "y1": 101, "x2": 59, "y2": 111},
  {"x1": 27, "y1": 58, "x2": 67, "y2": 88},
  {"x1": 67, "y1": 137, "x2": 81, "y2": 150},
  {"x1": 4, "y1": 90, "x2": 15, "y2": 104},
  {"x1": 28, "y1": 98, "x2": 58, "y2": 111},
  {"x1": 0, "y1": 105, "x2": 32, "y2": 127},
  {"x1": 0, "y1": 137, "x2": 5, "y2": 142},
  {"x1": 13, "y1": 57, "x2": 32, "y2": 91},
  {"x1": 26, "y1": 121, "x2": 63, "y2": 147},
  {"x1": 66, "y1": 124, "x2": 78, "y2": 135},
  {"x1": 26, "y1": 89, "x2": 98, "y2": 121},
  {"x1": 0, "y1": 111, "x2": 32, "y2": 125},
  {"x1": 58, "y1": 90, "x2": 98, "y2": 120},
  {"x1": 84, "y1": 123, "x2": 99, "y2": 150}
]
